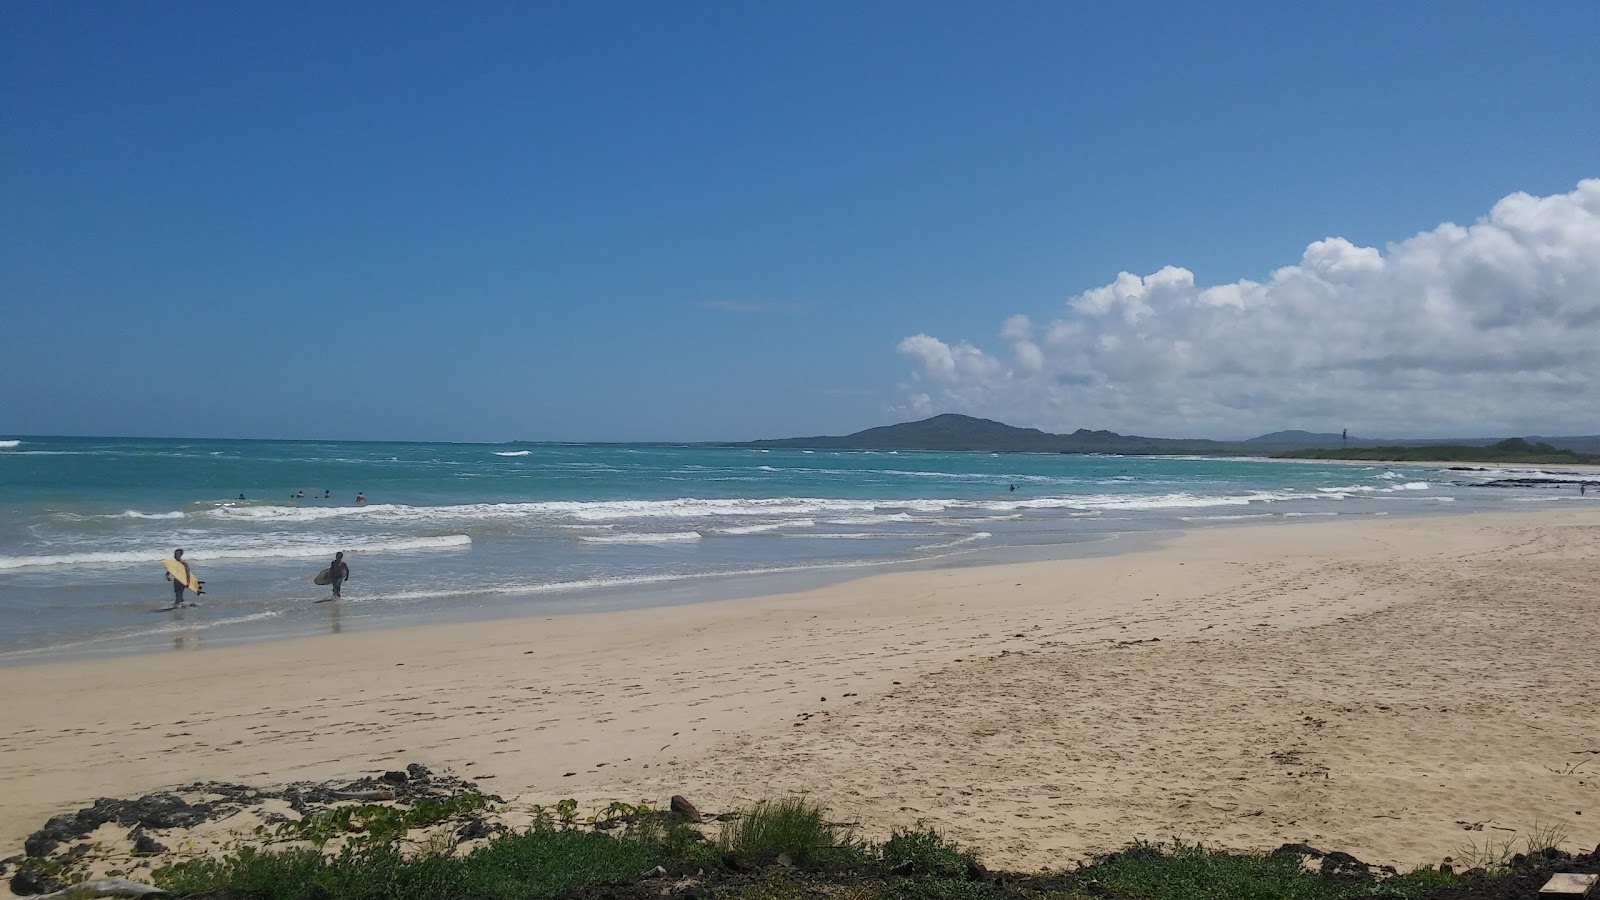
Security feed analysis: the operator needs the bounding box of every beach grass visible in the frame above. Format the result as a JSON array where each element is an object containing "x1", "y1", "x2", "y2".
[{"x1": 717, "y1": 797, "x2": 860, "y2": 867}]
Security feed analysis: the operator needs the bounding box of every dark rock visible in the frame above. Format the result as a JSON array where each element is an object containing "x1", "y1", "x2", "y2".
[
  {"x1": 891, "y1": 859, "x2": 914, "y2": 877},
  {"x1": 720, "y1": 852, "x2": 743, "y2": 872},
  {"x1": 380, "y1": 770, "x2": 409, "y2": 785},
  {"x1": 456, "y1": 818, "x2": 493, "y2": 841},
  {"x1": 132, "y1": 832, "x2": 168, "y2": 855},
  {"x1": 1319, "y1": 851, "x2": 1372, "y2": 880},
  {"x1": 1272, "y1": 842, "x2": 1325, "y2": 859},
  {"x1": 23, "y1": 822, "x2": 65, "y2": 858},
  {"x1": 670, "y1": 795, "x2": 701, "y2": 820},
  {"x1": 965, "y1": 860, "x2": 988, "y2": 882},
  {"x1": 406, "y1": 763, "x2": 432, "y2": 781},
  {"x1": 10, "y1": 868, "x2": 65, "y2": 896}
]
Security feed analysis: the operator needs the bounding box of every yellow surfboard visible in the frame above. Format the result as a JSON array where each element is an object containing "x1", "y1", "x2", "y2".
[{"x1": 162, "y1": 558, "x2": 203, "y2": 595}]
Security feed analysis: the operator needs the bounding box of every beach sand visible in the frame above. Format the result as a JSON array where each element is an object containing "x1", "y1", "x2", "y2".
[{"x1": 2, "y1": 508, "x2": 1597, "y2": 875}]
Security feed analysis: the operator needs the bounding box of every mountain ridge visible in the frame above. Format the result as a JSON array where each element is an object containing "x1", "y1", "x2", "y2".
[{"x1": 734, "y1": 414, "x2": 1600, "y2": 456}]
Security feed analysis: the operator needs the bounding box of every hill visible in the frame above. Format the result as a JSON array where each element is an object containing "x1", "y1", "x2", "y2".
[
  {"x1": 738, "y1": 415, "x2": 1600, "y2": 457},
  {"x1": 744, "y1": 414, "x2": 1278, "y2": 455}
]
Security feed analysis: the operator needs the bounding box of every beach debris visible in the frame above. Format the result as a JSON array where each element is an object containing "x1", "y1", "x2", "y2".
[
  {"x1": 1541, "y1": 873, "x2": 1599, "y2": 897},
  {"x1": 670, "y1": 795, "x2": 701, "y2": 820},
  {"x1": 642, "y1": 865, "x2": 668, "y2": 878},
  {"x1": 29, "y1": 878, "x2": 168, "y2": 900}
]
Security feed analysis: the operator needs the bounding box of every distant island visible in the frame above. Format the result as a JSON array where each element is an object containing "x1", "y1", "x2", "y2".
[
  {"x1": 734, "y1": 414, "x2": 1600, "y2": 458},
  {"x1": 1276, "y1": 438, "x2": 1600, "y2": 466}
]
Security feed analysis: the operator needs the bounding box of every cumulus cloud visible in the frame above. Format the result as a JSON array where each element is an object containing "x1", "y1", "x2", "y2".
[{"x1": 896, "y1": 180, "x2": 1600, "y2": 437}]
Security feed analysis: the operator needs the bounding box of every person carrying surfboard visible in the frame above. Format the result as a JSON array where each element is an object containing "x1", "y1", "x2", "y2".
[
  {"x1": 327, "y1": 551, "x2": 351, "y2": 599},
  {"x1": 166, "y1": 548, "x2": 194, "y2": 607}
]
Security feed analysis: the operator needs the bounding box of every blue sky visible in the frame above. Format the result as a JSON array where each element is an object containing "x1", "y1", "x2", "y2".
[{"x1": 3, "y1": 2, "x2": 1597, "y2": 441}]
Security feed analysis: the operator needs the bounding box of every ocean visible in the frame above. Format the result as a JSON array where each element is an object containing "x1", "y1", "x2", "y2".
[{"x1": 0, "y1": 436, "x2": 1588, "y2": 660}]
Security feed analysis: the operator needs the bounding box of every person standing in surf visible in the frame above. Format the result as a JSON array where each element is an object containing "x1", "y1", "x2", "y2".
[
  {"x1": 166, "y1": 548, "x2": 192, "y2": 607},
  {"x1": 327, "y1": 551, "x2": 351, "y2": 599}
]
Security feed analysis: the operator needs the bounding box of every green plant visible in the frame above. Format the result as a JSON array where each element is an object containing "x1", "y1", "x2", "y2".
[
  {"x1": 555, "y1": 798, "x2": 579, "y2": 827},
  {"x1": 879, "y1": 829, "x2": 976, "y2": 878},
  {"x1": 1457, "y1": 833, "x2": 1519, "y2": 873},
  {"x1": 262, "y1": 792, "x2": 489, "y2": 846},
  {"x1": 718, "y1": 797, "x2": 856, "y2": 867},
  {"x1": 1523, "y1": 820, "x2": 1571, "y2": 856}
]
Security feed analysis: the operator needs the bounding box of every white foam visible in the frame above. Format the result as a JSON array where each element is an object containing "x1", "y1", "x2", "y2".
[
  {"x1": 0, "y1": 535, "x2": 471, "y2": 570},
  {"x1": 914, "y1": 532, "x2": 992, "y2": 551},
  {"x1": 193, "y1": 488, "x2": 1360, "y2": 531},
  {"x1": 716, "y1": 519, "x2": 816, "y2": 535},
  {"x1": 823, "y1": 513, "x2": 920, "y2": 525},
  {"x1": 0, "y1": 440, "x2": 20, "y2": 448},
  {"x1": 1395, "y1": 481, "x2": 1430, "y2": 490},
  {"x1": 578, "y1": 531, "x2": 703, "y2": 544},
  {"x1": 108, "y1": 510, "x2": 187, "y2": 520},
  {"x1": 493, "y1": 450, "x2": 532, "y2": 457}
]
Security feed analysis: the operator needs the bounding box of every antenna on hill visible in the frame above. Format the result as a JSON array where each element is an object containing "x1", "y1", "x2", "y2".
[{"x1": 1342, "y1": 428, "x2": 1348, "y2": 446}]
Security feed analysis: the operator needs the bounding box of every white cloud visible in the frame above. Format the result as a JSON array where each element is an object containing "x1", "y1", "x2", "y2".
[{"x1": 896, "y1": 180, "x2": 1600, "y2": 437}]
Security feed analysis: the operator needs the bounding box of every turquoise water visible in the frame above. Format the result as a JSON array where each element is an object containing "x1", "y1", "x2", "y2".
[{"x1": 0, "y1": 436, "x2": 1582, "y2": 660}]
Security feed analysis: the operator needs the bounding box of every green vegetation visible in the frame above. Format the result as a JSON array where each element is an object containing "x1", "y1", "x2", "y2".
[
  {"x1": 879, "y1": 828, "x2": 977, "y2": 879},
  {"x1": 137, "y1": 794, "x2": 1600, "y2": 900},
  {"x1": 1275, "y1": 437, "x2": 1600, "y2": 465},
  {"x1": 263, "y1": 792, "x2": 490, "y2": 845},
  {"x1": 718, "y1": 797, "x2": 858, "y2": 867}
]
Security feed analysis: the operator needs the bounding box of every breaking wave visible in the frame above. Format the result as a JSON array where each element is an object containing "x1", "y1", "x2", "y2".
[{"x1": 0, "y1": 535, "x2": 472, "y2": 570}]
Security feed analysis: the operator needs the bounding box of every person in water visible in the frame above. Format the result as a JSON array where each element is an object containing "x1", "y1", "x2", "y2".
[
  {"x1": 356, "y1": 492, "x2": 366, "y2": 505},
  {"x1": 328, "y1": 551, "x2": 351, "y2": 599},
  {"x1": 166, "y1": 548, "x2": 193, "y2": 607}
]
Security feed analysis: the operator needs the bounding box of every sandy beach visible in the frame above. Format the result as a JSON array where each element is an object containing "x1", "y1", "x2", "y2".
[{"x1": 3, "y1": 508, "x2": 1597, "y2": 876}]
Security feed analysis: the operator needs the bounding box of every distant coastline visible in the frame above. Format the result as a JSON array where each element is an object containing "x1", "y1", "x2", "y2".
[
  {"x1": 732, "y1": 413, "x2": 1600, "y2": 457},
  {"x1": 1275, "y1": 438, "x2": 1600, "y2": 467}
]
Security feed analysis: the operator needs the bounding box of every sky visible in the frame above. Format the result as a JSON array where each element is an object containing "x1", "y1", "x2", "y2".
[{"x1": 2, "y1": 2, "x2": 1597, "y2": 442}]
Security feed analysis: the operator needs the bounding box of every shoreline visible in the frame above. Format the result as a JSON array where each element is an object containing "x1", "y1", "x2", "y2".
[{"x1": 2, "y1": 506, "x2": 1597, "y2": 872}]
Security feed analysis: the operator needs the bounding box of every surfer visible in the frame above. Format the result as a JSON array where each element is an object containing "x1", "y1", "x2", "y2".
[
  {"x1": 167, "y1": 548, "x2": 192, "y2": 607},
  {"x1": 327, "y1": 551, "x2": 350, "y2": 599}
]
